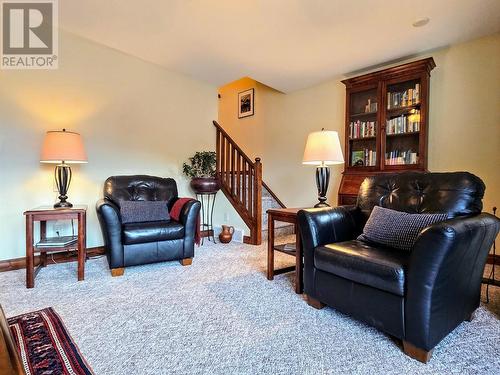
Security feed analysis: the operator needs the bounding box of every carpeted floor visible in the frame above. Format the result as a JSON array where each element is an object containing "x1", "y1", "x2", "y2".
[{"x1": 0, "y1": 240, "x2": 499, "y2": 375}]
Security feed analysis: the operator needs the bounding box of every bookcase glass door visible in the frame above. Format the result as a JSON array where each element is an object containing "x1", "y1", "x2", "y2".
[
  {"x1": 349, "y1": 88, "x2": 378, "y2": 168},
  {"x1": 384, "y1": 78, "x2": 421, "y2": 167}
]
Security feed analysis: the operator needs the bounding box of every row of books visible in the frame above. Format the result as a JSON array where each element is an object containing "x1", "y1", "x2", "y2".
[
  {"x1": 364, "y1": 99, "x2": 378, "y2": 113},
  {"x1": 349, "y1": 120, "x2": 376, "y2": 139},
  {"x1": 387, "y1": 83, "x2": 420, "y2": 109},
  {"x1": 385, "y1": 150, "x2": 418, "y2": 165},
  {"x1": 386, "y1": 112, "x2": 420, "y2": 134},
  {"x1": 351, "y1": 149, "x2": 377, "y2": 167}
]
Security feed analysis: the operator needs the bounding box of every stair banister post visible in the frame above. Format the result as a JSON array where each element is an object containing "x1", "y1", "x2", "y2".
[
  {"x1": 253, "y1": 157, "x2": 263, "y2": 245},
  {"x1": 215, "y1": 128, "x2": 221, "y2": 181}
]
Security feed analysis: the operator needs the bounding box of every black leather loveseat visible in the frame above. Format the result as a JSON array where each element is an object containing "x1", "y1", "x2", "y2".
[
  {"x1": 96, "y1": 175, "x2": 201, "y2": 276},
  {"x1": 298, "y1": 172, "x2": 499, "y2": 363}
]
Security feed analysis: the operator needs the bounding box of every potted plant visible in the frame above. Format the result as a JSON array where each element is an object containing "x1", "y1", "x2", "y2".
[{"x1": 182, "y1": 151, "x2": 220, "y2": 193}]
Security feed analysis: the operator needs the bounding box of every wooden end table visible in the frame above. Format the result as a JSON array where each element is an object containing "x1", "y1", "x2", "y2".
[
  {"x1": 24, "y1": 205, "x2": 87, "y2": 289},
  {"x1": 267, "y1": 208, "x2": 304, "y2": 294}
]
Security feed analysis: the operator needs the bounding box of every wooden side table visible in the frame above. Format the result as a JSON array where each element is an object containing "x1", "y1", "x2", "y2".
[
  {"x1": 24, "y1": 205, "x2": 87, "y2": 289},
  {"x1": 267, "y1": 208, "x2": 303, "y2": 294}
]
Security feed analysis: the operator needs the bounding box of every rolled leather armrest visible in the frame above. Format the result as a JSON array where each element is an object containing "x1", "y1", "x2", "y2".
[
  {"x1": 172, "y1": 199, "x2": 201, "y2": 258},
  {"x1": 406, "y1": 213, "x2": 500, "y2": 351},
  {"x1": 297, "y1": 205, "x2": 363, "y2": 249},
  {"x1": 96, "y1": 199, "x2": 124, "y2": 268},
  {"x1": 297, "y1": 205, "x2": 363, "y2": 294}
]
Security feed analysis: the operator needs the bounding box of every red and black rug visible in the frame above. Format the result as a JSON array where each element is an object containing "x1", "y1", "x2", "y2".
[{"x1": 8, "y1": 307, "x2": 93, "y2": 375}]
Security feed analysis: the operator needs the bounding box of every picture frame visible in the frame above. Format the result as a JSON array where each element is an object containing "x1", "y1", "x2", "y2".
[{"x1": 238, "y1": 88, "x2": 254, "y2": 118}]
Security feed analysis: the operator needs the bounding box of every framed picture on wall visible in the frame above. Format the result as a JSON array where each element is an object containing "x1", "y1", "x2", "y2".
[{"x1": 238, "y1": 88, "x2": 254, "y2": 118}]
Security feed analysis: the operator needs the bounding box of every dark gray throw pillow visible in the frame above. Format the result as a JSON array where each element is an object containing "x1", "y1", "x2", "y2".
[
  {"x1": 357, "y1": 206, "x2": 448, "y2": 252},
  {"x1": 120, "y1": 200, "x2": 170, "y2": 224}
]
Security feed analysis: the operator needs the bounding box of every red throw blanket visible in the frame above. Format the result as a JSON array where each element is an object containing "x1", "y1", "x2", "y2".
[{"x1": 170, "y1": 198, "x2": 201, "y2": 245}]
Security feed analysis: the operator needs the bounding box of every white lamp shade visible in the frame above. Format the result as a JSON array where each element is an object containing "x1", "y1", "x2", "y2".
[
  {"x1": 40, "y1": 130, "x2": 88, "y2": 164},
  {"x1": 302, "y1": 130, "x2": 344, "y2": 165}
]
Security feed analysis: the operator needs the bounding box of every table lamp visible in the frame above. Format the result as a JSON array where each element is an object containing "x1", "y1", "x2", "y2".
[
  {"x1": 40, "y1": 129, "x2": 87, "y2": 208},
  {"x1": 302, "y1": 129, "x2": 344, "y2": 207}
]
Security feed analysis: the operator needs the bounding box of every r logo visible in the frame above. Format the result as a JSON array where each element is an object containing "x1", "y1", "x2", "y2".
[
  {"x1": 2, "y1": 2, "x2": 52, "y2": 54},
  {"x1": 1, "y1": 0, "x2": 58, "y2": 68}
]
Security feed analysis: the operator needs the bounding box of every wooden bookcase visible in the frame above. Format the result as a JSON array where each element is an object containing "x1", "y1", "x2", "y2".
[{"x1": 338, "y1": 58, "x2": 436, "y2": 205}]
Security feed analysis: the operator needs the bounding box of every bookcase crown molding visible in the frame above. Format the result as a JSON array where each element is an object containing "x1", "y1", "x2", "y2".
[{"x1": 341, "y1": 57, "x2": 436, "y2": 88}]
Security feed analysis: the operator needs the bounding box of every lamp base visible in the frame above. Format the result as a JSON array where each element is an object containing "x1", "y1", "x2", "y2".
[
  {"x1": 315, "y1": 166, "x2": 330, "y2": 208},
  {"x1": 54, "y1": 200, "x2": 73, "y2": 209},
  {"x1": 314, "y1": 201, "x2": 330, "y2": 208},
  {"x1": 54, "y1": 164, "x2": 73, "y2": 209}
]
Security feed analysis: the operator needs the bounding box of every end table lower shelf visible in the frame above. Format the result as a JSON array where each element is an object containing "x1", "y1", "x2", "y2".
[{"x1": 266, "y1": 208, "x2": 303, "y2": 294}]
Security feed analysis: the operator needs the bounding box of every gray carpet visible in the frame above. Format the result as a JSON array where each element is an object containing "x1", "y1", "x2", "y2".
[{"x1": 0, "y1": 240, "x2": 499, "y2": 375}]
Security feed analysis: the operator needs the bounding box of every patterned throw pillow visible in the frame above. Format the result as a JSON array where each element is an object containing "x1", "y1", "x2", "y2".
[
  {"x1": 357, "y1": 206, "x2": 448, "y2": 251},
  {"x1": 119, "y1": 200, "x2": 170, "y2": 224}
]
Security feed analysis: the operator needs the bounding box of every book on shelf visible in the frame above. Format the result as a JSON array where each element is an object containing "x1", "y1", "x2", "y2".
[
  {"x1": 364, "y1": 99, "x2": 378, "y2": 113},
  {"x1": 387, "y1": 83, "x2": 420, "y2": 109},
  {"x1": 36, "y1": 235, "x2": 78, "y2": 248},
  {"x1": 386, "y1": 111, "x2": 420, "y2": 134},
  {"x1": 351, "y1": 149, "x2": 376, "y2": 167},
  {"x1": 385, "y1": 149, "x2": 418, "y2": 165},
  {"x1": 349, "y1": 120, "x2": 376, "y2": 139}
]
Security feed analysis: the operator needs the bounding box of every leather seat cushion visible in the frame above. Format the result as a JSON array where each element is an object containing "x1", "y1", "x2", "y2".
[
  {"x1": 314, "y1": 240, "x2": 409, "y2": 296},
  {"x1": 123, "y1": 220, "x2": 184, "y2": 245}
]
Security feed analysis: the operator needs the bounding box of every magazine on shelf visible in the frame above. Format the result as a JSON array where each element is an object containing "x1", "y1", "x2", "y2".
[{"x1": 36, "y1": 235, "x2": 78, "y2": 248}]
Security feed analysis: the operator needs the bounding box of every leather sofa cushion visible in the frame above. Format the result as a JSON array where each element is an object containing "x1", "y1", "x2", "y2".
[
  {"x1": 104, "y1": 175, "x2": 178, "y2": 210},
  {"x1": 123, "y1": 221, "x2": 184, "y2": 245},
  {"x1": 314, "y1": 240, "x2": 409, "y2": 296},
  {"x1": 357, "y1": 172, "x2": 485, "y2": 220}
]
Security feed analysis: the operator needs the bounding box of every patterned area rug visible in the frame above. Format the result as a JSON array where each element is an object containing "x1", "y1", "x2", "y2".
[{"x1": 8, "y1": 307, "x2": 93, "y2": 375}]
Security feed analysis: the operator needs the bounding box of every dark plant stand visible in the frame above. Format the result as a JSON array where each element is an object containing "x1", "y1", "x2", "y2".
[{"x1": 196, "y1": 192, "x2": 218, "y2": 245}]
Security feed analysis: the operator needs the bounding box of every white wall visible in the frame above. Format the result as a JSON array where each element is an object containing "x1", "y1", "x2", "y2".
[{"x1": 0, "y1": 31, "x2": 242, "y2": 261}]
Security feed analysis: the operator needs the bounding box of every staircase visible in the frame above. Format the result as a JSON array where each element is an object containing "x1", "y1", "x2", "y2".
[
  {"x1": 213, "y1": 121, "x2": 291, "y2": 245},
  {"x1": 261, "y1": 185, "x2": 295, "y2": 241}
]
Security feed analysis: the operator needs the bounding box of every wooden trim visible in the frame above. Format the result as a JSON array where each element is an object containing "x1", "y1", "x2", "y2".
[
  {"x1": 253, "y1": 158, "x2": 262, "y2": 245},
  {"x1": 0, "y1": 246, "x2": 105, "y2": 273},
  {"x1": 213, "y1": 121, "x2": 254, "y2": 166},
  {"x1": 487, "y1": 254, "x2": 499, "y2": 265},
  {"x1": 342, "y1": 58, "x2": 436, "y2": 87}
]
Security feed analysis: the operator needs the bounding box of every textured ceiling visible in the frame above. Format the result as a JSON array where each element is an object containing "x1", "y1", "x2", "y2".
[{"x1": 60, "y1": 0, "x2": 500, "y2": 92}]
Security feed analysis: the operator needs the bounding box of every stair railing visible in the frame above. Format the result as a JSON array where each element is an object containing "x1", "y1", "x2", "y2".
[{"x1": 213, "y1": 120, "x2": 262, "y2": 245}]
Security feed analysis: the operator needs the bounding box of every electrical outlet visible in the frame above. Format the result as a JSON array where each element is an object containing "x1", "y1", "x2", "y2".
[
  {"x1": 53, "y1": 220, "x2": 64, "y2": 236},
  {"x1": 223, "y1": 212, "x2": 229, "y2": 222}
]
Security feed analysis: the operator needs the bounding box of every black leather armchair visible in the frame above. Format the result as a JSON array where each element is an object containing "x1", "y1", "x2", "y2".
[
  {"x1": 298, "y1": 172, "x2": 499, "y2": 363},
  {"x1": 96, "y1": 175, "x2": 201, "y2": 276}
]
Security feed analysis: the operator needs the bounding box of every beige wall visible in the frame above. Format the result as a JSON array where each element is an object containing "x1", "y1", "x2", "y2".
[
  {"x1": 0, "y1": 31, "x2": 244, "y2": 261},
  {"x1": 218, "y1": 33, "x2": 500, "y2": 214}
]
